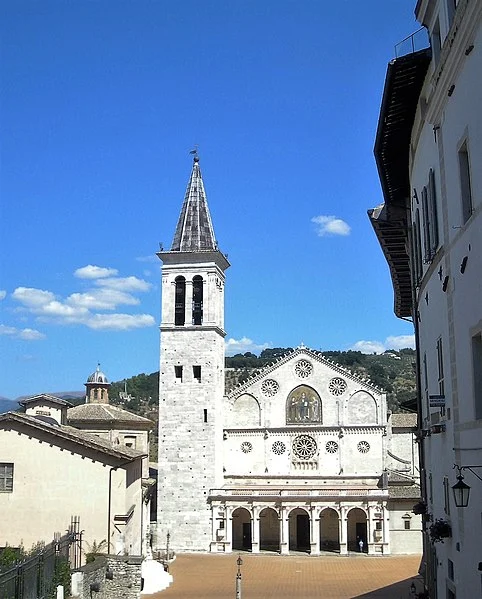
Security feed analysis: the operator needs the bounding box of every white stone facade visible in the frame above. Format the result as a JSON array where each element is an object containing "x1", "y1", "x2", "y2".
[
  {"x1": 210, "y1": 349, "x2": 421, "y2": 555},
  {"x1": 155, "y1": 158, "x2": 422, "y2": 557}
]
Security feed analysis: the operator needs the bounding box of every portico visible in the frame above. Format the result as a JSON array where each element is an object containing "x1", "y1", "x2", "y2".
[{"x1": 209, "y1": 487, "x2": 390, "y2": 555}]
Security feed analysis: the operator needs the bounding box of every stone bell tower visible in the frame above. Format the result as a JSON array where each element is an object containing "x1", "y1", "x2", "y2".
[{"x1": 156, "y1": 153, "x2": 229, "y2": 551}]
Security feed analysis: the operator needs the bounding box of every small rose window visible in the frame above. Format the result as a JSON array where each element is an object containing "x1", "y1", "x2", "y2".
[
  {"x1": 241, "y1": 441, "x2": 253, "y2": 453},
  {"x1": 272, "y1": 440, "x2": 286, "y2": 455},
  {"x1": 357, "y1": 441, "x2": 370, "y2": 453}
]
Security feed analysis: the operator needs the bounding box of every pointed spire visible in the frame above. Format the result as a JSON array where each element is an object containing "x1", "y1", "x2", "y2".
[{"x1": 171, "y1": 153, "x2": 217, "y2": 252}]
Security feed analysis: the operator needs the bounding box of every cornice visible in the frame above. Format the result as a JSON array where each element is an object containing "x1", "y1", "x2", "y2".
[{"x1": 227, "y1": 347, "x2": 385, "y2": 400}]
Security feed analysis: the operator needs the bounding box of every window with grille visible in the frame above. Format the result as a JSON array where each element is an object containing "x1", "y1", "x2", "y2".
[{"x1": 0, "y1": 463, "x2": 13, "y2": 492}]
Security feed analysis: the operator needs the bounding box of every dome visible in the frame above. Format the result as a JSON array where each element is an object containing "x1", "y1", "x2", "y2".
[{"x1": 87, "y1": 364, "x2": 109, "y2": 384}]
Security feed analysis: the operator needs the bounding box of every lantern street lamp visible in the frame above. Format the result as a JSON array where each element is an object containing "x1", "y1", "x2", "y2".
[
  {"x1": 452, "y1": 464, "x2": 482, "y2": 508},
  {"x1": 235, "y1": 554, "x2": 243, "y2": 599}
]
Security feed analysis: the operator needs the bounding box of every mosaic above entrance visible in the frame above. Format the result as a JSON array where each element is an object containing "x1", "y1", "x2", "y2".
[{"x1": 286, "y1": 386, "x2": 322, "y2": 424}]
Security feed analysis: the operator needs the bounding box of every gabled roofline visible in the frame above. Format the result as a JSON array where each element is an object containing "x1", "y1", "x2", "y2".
[
  {"x1": 0, "y1": 412, "x2": 146, "y2": 461},
  {"x1": 226, "y1": 347, "x2": 385, "y2": 400},
  {"x1": 18, "y1": 393, "x2": 74, "y2": 408}
]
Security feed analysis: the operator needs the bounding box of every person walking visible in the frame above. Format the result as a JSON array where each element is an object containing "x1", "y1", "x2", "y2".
[{"x1": 358, "y1": 538, "x2": 364, "y2": 553}]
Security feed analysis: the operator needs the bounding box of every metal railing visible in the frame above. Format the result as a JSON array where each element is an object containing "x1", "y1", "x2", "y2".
[
  {"x1": 395, "y1": 27, "x2": 429, "y2": 58},
  {"x1": 0, "y1": 527, "x2": 82, "y2": 599}
]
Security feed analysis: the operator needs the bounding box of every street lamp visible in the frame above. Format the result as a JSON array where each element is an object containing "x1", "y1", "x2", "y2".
[
  {"x1": 452, "y1": 464, "x2": 482, "y2": 508},
  {"x1": 235, "y1": 554, "x2": 243, "y2": 599}
]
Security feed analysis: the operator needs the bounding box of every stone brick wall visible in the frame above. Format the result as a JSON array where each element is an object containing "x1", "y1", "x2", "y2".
[{"x1": 71, "y1": 555, "x2": 143, "y2": 599}]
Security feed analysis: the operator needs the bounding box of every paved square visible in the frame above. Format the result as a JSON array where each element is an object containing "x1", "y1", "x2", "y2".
[{"x1": 144, "y1": 553, "x2": 423, "y2": 599}]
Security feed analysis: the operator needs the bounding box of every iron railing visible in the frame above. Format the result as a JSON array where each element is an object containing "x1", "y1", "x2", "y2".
[{"x1": 0, "y1": 520, "x2": 82, "y2": 599}]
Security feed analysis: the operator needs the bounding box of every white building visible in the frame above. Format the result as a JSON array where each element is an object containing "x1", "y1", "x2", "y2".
[
  {"x1": 155, "y1": 154, "x2": 422, "y2": 556},
  {"x1": 370, "y1": 0, "x2": 482, "y2": 596},
  {"x1": 0, "y1": 366, "x2": 154, "y2": 561}
]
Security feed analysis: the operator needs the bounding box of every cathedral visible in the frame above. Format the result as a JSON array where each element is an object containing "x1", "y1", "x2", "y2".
[{"x1": 155, "y1": 155, "x2": 421, "y2": 556}]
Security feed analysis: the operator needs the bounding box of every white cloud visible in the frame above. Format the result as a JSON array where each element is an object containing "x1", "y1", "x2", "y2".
[
  {"x1": 0, "y1": 324, "x2": 45, "y2": 340},
  {"x1": 350, "y1": 340, "x2": 386, "y2": 354},
  {"x1": 85, "y1": 313, "x2": 156, "y2": 330},
  {"x1": 10, "y1": 265, "x2": 156, "y2": 332},
  {"x1": 95, "y1": 276, "x2": 151, "y2": 292},
  {"x1": 74, "y1": 265, "x2": 118, "y2": 279},
  {"x1": 0, "y1": 290, "x2": 6, "y2": 300},
  {"x1": 311, "y1": 215, "x2": 351, "y2": 237},
  {"x1": 385, "y1": 335, "x2": 416, "y2": 350},
  {"x1": 12, "y1": 287, "x2": 55, "y2": 307},
  {"x1": 19, "y1": 328, "x2": 46, "y2": 340},
  {"x1": 349, "y1": 334, "x2": 415, "y2": 354},
  {"x1": 67, "y1": 289, "x2": 140, "y2": 310},
  {"x1": 225, "y1": 336, "x2": 270, "y2": 356},
  {"x1": 0, "y1": 325, "x2": 17, "y2": 336}
]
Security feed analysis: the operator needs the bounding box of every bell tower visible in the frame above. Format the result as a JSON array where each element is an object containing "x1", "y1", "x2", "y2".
[{"x1": 156, "y1": 153, "x2": 229, "y2": 551}]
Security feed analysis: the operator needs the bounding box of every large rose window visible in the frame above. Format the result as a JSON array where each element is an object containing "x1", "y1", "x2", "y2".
[{"x1": 292, "y1": 435, "x2": 317, "y2": 460}]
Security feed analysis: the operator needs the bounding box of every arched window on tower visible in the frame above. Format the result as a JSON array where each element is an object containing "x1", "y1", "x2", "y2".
[
  {"x1": 175, "y1": 276, "x2": 186, "y2": 326},
  {"x1": 192, "y1": 276, "x2": 203, "y2": 325}
]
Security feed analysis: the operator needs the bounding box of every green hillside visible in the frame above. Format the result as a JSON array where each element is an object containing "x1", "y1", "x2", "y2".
[{"x1": 109, "y1": 347, "x2": 416, "y2": 420}]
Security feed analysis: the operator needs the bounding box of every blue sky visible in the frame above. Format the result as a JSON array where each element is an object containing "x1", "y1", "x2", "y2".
[{"x1": 1, "y1": 1, "x2": 421, "y2": 399}]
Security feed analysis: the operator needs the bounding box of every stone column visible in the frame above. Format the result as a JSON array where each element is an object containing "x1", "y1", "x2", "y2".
[
  {"x1": 310, "y1": 506, "x2": 320, "y2": 555},
  {"x1": 366, "y1": 505, "x2": 374, "y2": 555},
  {"x1": 225, "y1": 505, "x2": 233, "y2": 553},
  {"x1": 185, "y1": 280, "x2": 193, "y2": 325},
  {"x1": 280, "y1": 506, "x2": 289, "y2": 555},
  {"x1": 382, "y1": 503, "x2": 390, "y2": 555},
  {"x1": 339, "y1": 506, "x2": 348, "y2": 555},
  {"x1": 251, "y1": 505, "x2": 260, "y2": 553}
]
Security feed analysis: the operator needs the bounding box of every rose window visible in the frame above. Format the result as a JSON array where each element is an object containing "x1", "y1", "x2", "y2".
[
  {"x1": 295, "y1": 360, "x2": 313, "y2": 378},
  {"x1": 261, "y1": 379, "x2": 279, "y2": 397},
  {"x1": 272, "y1": 440, "x2": 286, "y2": 455},
  {"x1": 329, "y1": 377, "x2": 347, "y2": 396},
  {"x1": 325, "y1": 441, "x2": 338, "y2": 454},
  {"x1": 292, "y1": 435, "x2": 317, "y2": 459},
  {"x1": 241, "y1": 441, "x2": 253, "y2": 454},
  {"x1": 357, "y1": 441, "x2": 370, "y2": 453}
]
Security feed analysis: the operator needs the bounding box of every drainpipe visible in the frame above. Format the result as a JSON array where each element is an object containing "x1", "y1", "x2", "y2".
[{"x1": 108, "y1": 459, "x2": 134, "y2": 555}]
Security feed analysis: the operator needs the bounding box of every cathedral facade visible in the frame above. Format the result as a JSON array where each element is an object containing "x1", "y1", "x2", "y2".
[{"x1": 155, "y1": 156, "x2": 421, "y2": 556}]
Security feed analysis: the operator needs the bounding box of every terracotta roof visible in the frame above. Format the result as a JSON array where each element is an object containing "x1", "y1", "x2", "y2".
[
  {"x1": 388, "y1": 485, "x2": 421, "y2": 499},
  {"x1": 0, "y1": 412, "x2": 146, "y2": 461},
  {"x1": 67, "y1": 403, "x2": 153, "y2": 427},
  {"x1": 391, "y1": 413, "x2": 417, "y2": 428}
]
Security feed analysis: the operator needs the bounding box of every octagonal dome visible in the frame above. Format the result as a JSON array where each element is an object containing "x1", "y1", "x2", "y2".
[{"x1": 87, "y1": 364, "x2": 109, "y2": 384}]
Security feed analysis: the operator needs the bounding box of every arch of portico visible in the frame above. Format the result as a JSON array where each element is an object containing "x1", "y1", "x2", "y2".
[
  {"x1": 259, "y1": 507, "x2": 280, "y2": 552},
  {"x1": 288, "y1": 507, "x2": 311, "y2": 553},
  {"x1": 319, "y1": 507, "x2": 340, "y2": 552},
  {"x1": 346, "y1": 507, "x2": 368, "y2": 552},
  {"x1": 232, "y1": 507, "x2": 252, "y2": 551}
]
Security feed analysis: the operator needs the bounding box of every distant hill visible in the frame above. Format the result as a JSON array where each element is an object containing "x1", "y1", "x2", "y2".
[
  {"x1": 107, "y1": 347, "x2": 416, "y2": 414},
  {"x1": 0, "y1": 398, "x2": 20, "y2": 414}
]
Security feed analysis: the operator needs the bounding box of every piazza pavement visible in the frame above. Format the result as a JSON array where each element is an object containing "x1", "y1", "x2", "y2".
[{"x1": 145, "y1": 553, "x2": 423, "y2": 599}]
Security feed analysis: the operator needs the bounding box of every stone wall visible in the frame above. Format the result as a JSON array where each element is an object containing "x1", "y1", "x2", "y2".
[{"x1": 71, "y1": 555, "x2": 143, "y2": 599}]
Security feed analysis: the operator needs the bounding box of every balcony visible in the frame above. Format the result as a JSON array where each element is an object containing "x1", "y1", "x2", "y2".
[{"x1": 370, "y1": 35, "x2": 431, "y2": 318}]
